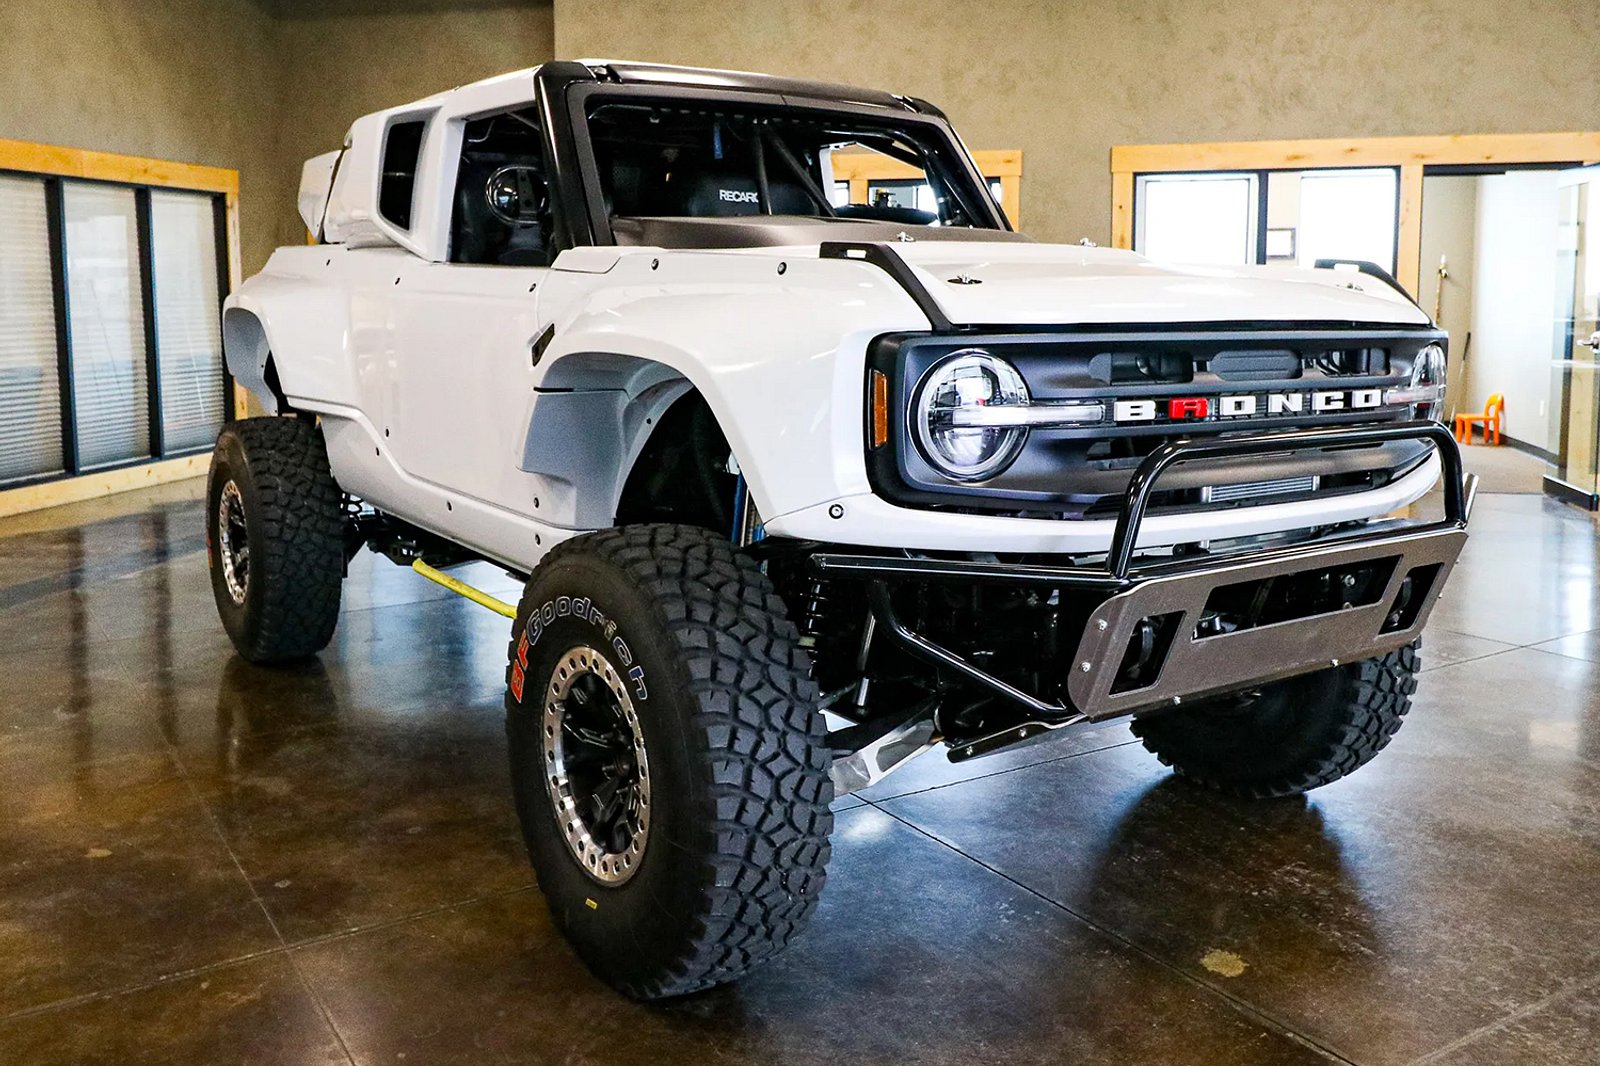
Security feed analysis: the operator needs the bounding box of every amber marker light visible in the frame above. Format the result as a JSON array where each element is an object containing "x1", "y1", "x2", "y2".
[{"x1": 870, "y1": 370, "x2": 891, "y2": 448}]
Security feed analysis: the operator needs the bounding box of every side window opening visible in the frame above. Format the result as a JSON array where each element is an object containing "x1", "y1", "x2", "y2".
[
  {"x1": 449, "y1": 109, "x2": 552, "y2": 266},
  {"x1": 379, "y1": 119, "x2": 426, "y2": 230}
]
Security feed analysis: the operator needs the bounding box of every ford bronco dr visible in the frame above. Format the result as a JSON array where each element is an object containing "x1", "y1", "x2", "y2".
[{"x1": 209, "y1": 60, "x2": 1474, "y2": 999}]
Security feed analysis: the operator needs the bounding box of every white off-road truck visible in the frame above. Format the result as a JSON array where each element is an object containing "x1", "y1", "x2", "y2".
[{"x1": 209, "y1": 60, "x2": 1473, "y2": 998}]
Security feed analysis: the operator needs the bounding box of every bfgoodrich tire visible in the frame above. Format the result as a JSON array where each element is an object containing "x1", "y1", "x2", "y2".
[
  {"x1": 505, "y1": 524, "x2": 832, "y2": 999},
  {"x1": 206, "y1": 417, "x2": 344, "y2": 664},
  {"x1": 1130, "y1": 642, "x2": 1420, "y2": 798}
]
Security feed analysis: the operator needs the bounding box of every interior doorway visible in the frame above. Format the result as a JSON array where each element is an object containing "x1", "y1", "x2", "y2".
[{"x1": 1418, "y1": 164, "x2": 1600, "y2": 500}]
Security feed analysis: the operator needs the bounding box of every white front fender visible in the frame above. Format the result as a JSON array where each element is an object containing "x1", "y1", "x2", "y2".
[{"x1": 534, "y1": 250, "x2": 930, "y2": 524}]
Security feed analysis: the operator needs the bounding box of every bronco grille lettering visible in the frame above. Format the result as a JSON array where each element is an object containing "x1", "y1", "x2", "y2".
[{"x1": 1114, "y1": 388, "x2": 1388, "y2": 423}]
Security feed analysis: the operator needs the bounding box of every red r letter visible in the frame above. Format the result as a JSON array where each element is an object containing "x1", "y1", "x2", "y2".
[{"x1": 1168, "y1": 397, "x2": 1210, "y2": 420}]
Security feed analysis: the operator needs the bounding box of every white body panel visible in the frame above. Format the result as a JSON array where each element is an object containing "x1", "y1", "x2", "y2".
[
  {"x1": 227, "y1": 66, "x2": 1444, "y2": 575},
  {"x1": 886, "y1": 243, "x2": 1431, "y2": 327},
  {"x1": 226, "y1": 239, "x2": 1439, "y2": 573}
]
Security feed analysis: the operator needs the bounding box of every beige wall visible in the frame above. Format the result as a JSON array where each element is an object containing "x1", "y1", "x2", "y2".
[
  {"x1": 270, "y1": 1, "x2": 555, "y2": 250},
  {"x1": 0, "y1": 0, "x2": 285, "y2": 272},
  {"x1": 4, "y1": 1, "x2": 1596, "y2": 266},
  {"x1": 0, "y1": 0, "x2": 554, "y2": 272},
  {"x1": 554, "y1": 0, "x2": 1600, "y2": 245}
]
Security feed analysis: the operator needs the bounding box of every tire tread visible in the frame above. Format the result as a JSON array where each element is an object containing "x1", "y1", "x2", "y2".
[
  {"x1": 210, "y1": 417, "x2": 343, "y2": 662},
  {"x1": 506, "y1": 524, "x2": 832, "y2": 998},
  {"x1": 1131, "y1": 643, "x2": 1419, "y2": 799}
]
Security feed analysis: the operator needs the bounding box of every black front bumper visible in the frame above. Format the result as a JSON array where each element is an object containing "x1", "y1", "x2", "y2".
[{"x1": 813, "y1": 421, "x2": 1472, "y2": 754}]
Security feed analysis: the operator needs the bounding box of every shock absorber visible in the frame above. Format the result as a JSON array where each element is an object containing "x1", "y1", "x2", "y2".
[{"x1": 795, "y1": 576, "x2": 834, "y2": 650}]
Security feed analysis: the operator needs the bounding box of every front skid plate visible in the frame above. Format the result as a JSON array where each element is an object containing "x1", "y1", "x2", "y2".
[{"x1": 1067, "y1": 527, "x2": 1467, "y2": 719}]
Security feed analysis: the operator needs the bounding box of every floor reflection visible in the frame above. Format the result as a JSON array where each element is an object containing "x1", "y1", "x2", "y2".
[{"x1": 2, "y1": 487, "x2": 1600, "y2": 1064}]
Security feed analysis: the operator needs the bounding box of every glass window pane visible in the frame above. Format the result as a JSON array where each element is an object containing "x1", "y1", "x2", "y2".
[
  {"x1": 1293, "y1": 169, "x2": 1399, "y2": 272},
  {"x1": 63, "y1": 182, "x2": 150, "y2": 469},
  {"x1": 150, "y1": 190, "x2": 225, "y2": 453},
  {"x1": 1136, "y1": 173, "x2": 1258, "y2": 266},
  {"x1": 0, "y1": 175, "x2": 64, "y2": 485}
]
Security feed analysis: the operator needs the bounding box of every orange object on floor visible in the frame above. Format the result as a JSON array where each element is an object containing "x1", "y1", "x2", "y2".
[{"x1": 1454, "y1": 393, "x2": 1504, "y2": 445}]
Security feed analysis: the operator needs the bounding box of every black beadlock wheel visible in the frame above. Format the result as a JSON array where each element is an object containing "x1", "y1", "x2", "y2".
[
  {"x1": 206, "y1": 417, "x2": 344, "y2": 664},
  {"x1": 505, "y1": 524, "x2": 833, "y2": 999},
  {"x1": 1130, "y1": 642, "x2": 1420, "y2": 798}
]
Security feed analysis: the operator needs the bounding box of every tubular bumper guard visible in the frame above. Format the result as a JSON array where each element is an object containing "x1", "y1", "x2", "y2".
[{"x1": 814, "y1": 421, "x2": 1473, "y2": 730}]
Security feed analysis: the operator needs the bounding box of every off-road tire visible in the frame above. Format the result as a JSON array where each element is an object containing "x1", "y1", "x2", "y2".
[
  {"x1": 1130, "y1": 642, "x2": 1420, "y2": 798},
  {"x1": 206, "y1": 417, "x2": 343, "y2": 663},
  {"x1": 505, "y1": 524, "x2": 832, "y2": 999}
]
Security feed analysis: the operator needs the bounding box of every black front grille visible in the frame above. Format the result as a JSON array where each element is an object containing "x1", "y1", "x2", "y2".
[{"x1": 865, "y1": 324, "x2": 1446, "y2": 518}]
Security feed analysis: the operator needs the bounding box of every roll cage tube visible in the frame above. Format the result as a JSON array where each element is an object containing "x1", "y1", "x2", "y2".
[
  {"x1": 533, "y1": 60, "x2": 604, "y2": 252},
  {"x1": 762, "y1": 129, "x2": 838, "y2": 217}
]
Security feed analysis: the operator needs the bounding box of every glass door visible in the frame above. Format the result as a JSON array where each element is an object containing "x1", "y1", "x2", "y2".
[{"x1": 1547, "y1": 165, "x2": 1600, "y2": 506}]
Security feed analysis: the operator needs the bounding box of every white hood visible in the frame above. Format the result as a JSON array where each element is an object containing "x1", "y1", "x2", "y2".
[{"x1": 870, "y1": 243, "x2": 1431, "y2": 329}]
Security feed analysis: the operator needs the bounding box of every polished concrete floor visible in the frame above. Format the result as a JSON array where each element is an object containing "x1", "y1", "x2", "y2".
[
  {"x1": 1458, "y1": 441, "x2": 1546, "y2": 495},
  {"x1": 2, "y1": 478, "x2": 1599, "y2": 1066}
]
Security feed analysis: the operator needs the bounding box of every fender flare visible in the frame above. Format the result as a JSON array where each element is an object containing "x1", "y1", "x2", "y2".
[
  {"x1": 521, "y1": 351, "x2": 699, "y2": 528},
  {"x1": 220, "y1": 302, "x2": 285, "y2": 415},
  {"x1": 531, "y1": 326, "x2": 814, "y2": 525}
]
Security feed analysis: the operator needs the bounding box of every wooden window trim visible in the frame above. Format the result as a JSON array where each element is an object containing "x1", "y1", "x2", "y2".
[{"x1": 0, "y1": 138, "x2": 243, "y2": 519}]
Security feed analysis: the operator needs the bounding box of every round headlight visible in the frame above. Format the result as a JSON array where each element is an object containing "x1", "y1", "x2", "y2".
[
  {"x1": 912, "y1": 351, "x2": 1030, "y2": 481},
  {"x1": 1411, "y1": 342, "x2": 1447, "y2": 420},
  {"x1": 1412, "y1": 343, "x2": 1446, "y2": 386}
]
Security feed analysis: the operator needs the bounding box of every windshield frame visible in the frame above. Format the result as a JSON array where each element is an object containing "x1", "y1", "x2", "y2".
[{"x1": 564, "y1": 82, "x2": 1011, "y2": 246}]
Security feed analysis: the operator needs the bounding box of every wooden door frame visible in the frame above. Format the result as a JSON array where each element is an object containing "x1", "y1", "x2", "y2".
[
  {"x1": 1110, "y1": 132, "x2": 1600, "y2": 297},
  {"x1": 0, "y1": 138, "x2": 243, "y2": 519}
]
